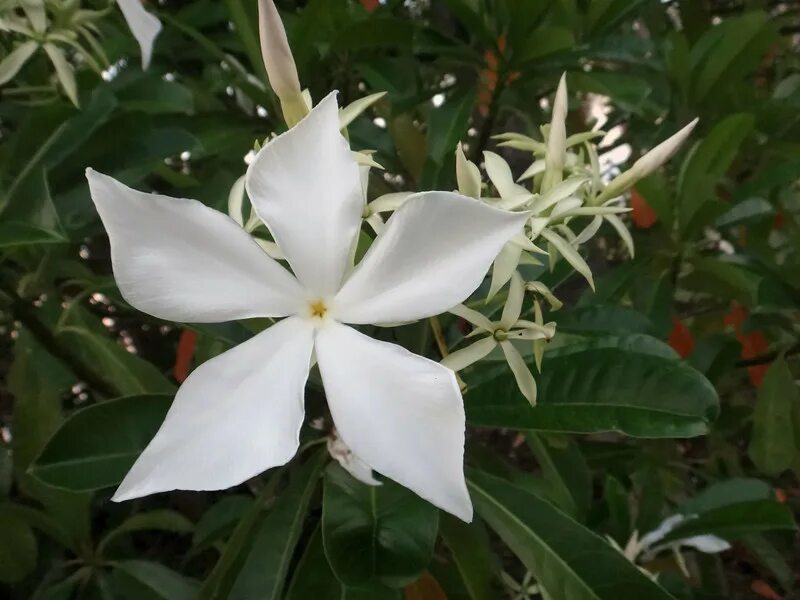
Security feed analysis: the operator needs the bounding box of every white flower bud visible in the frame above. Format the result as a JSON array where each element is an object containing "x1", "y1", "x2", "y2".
[
  {"x1": 541, "y1": 73, "x2": 568, "y2": 193},
  {"x1": 455, "y1": 142, "x2": 482, "y2": 199},
  {"x1": 257, "y1": 0, "x2": 308, "y2": 127},
  {"x1": 596, "y1": 118, "x2": 698, "y2": 203}
]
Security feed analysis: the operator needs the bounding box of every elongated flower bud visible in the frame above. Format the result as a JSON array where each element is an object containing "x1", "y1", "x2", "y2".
[
  {"x1": 541, "y1": 73, "x2": 568, "y2": 193},
  {"x1": 257, "y1": 0, "x2": 308, "y2": 127},
  {"x1": 595, "y1": 118, "x2": 698, "y2": 204}
]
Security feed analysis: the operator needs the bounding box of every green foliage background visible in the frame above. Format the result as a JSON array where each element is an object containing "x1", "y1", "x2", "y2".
[{"x1": 1, "y1": 0, "x2": 799, "y2": 598}]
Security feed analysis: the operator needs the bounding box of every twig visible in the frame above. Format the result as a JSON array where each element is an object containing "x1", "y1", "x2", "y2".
[{"x1": 735, "y1": 343, "x2": 800, "y2": 368}]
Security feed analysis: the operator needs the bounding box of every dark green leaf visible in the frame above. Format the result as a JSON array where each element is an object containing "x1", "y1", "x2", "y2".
[
  {"x1": 467, "y1": 470, "x2": 676, "y2": 600},
  {"x1": 322, "y1": 464, "x2": 438, "y2": 589},
  {"x1": 228, "y1": 451, "x2": 327, "y2": 600},
  {"x1": 749, "y1": 357, "x2": 799, "y2": 476},
  {"x1": 466, "y1": 334, "x2": 718, "y2": 438},
  {"x1": 0, "y1": 505, "x2": 37, "y2": 583},
  {"x1": 29, "y1": 395, "x2": 172, "y2": 491}
]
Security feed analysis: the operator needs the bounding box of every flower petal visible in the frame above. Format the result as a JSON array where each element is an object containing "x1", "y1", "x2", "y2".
[
  {"x1": 500, "y1": 271, "x2": 524, "y2": 329},
  {"x1": 500, "y1": 340, "x2": 537, "y2": 406},
  {"x1": 449, "y1": 303, "x2": 494, "y2": 332},
  {"x1": 315, "y1": 322, "x2": 473, "y2": 521},
  {"x1": 117, "y1": 0, "x2": 162, "y2": 69},
  {"x1": 334, "y1": 192, "x2": 527, "y2": 324},
  {"x1": 246, "y1": 92, "x2": 363, "y2": 296},
  {"x1": 441, "y1": 336, "x2": 497, "y2": 372},
  {"x1": 113, "y1": 317, "x2": 314, "y2": 500},
  {"x1": 86, "y1": 169, "x2": 304, "y2": 322}
]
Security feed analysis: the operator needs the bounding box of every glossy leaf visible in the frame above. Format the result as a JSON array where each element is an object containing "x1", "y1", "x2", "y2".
[
  {"x1": 467, "y1": 470, "x2": 676, "y2": 600},
  {"x1": 322, "y1": 464, "x2": 439, "y2": 589},
  {"x1": 228, "y1": 451, "x2": 327, "y2": 600},
  {"x1": 29, "y1": 395, "x2": 172, "y2": 491},
  {"x1": 466, "y1": 334, "x2": 719, "y2": 438}
]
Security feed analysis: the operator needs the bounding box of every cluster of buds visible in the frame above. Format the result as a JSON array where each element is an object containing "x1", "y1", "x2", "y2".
[
  {"x1": 440, "y1": 75, "x2": 697, "y2": 405},
  {"x1": 0, "y1": 0, "x2": 161, "y2": 106},
  {"x1": 233, "y1": 2, "x2": 699, "y2": 409}
]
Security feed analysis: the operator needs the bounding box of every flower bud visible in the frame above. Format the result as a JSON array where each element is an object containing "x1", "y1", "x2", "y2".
[
  {"x1": 541, "y1": 73, "x2": 568, "y2": 193},
  {"x1": 595, "y1": 118, "x2": 698, "y2": 204},
  {"x1": 257, "y1": 0, "x2": 308, "y2": 127}
]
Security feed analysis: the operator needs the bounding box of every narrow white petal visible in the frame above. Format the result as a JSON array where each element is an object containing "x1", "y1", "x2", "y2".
[
  {"x1": 86, "y1": 169, "x2": 304, "y2": 322},
  {"x1": 484, "y1": 151, "x2": 528, "y2": 198},
  {"x1": 605, "y1": 213, "x2": 635, "y2": 258},
  {"x1": 488, "y1": 242, "x2": 522, "y2": 300},
  {"x1": 680, "y1": 535, "x2": 731, "y2": 554},
  {"x1": 449, "y1": 303, "x2": 494, "y2": 332},
  {"x1": 540, "y1": 228, "x2": 594, "y2": 290},
  {"x1": 368, "y1": 192, "x2": 413, "y2": 214},
  {"x1": 456, "y1": 142, "x2": 482, "y2": 199},
  {"x1": 500, "y1": 340, "x2": 537, "y2": 406},
  {"x1": 334, "y1": 192, "x2": 527, "y2": 324},
  {"x1": 526, "y1": 281, "x2": 563, "y2": 311},
  {"x1": 441, "y1": 337, "x2": 497, "y2": 372},
  {"x1": 529, "y1": 176, "x2": 588, "y2": 215},
  {"x1": 316, "y1": 323, "x2": 473, "y2": 521},
  {"x1": 500, "y1": 271, "x2": 524, "y2": 329},
  {"x1": 246, "y1": 92, "x2": 363, "y2": 296},
  {"x1": 518, "y1": 159, "x2": 546, "y2": 182},
  {"x1": 227, "y1": 174, "x2": 246, "y2": 226},
  {"x1": 339, "y1": 91, "x2": 387, "y2": 129},
  {"x1": 117, "y1": 0, "x2": 162, "y2": 69},
  {"x1": 573, "y1": 215, "x2": 604, "y2": 245},
  {"x1": 113, "y1": 317, "x2": 314, "y2": 500}
]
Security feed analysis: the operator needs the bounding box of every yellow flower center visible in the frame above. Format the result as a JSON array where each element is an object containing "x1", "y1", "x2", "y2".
[{"x1": 309, "y1": 299, "x2": 328, "y2": 319}]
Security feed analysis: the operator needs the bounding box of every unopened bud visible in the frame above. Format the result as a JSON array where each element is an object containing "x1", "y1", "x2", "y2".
[
  {"x1": 455, "y1": 142, "x2": 482, "y2": 199},
  {"x1": 541, "y1": 73, "x2": 568, "y2": 193},
  {"x1": 595, "y1": 118, "x2": 698, "y2": 204},
  {"x1": 257, "y1": 0, "x2": 308, "y2": 127}
]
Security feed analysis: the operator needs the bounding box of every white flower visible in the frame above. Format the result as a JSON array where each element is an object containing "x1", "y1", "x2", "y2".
[
  {"x1": 442, "y1": 273, "x2": 555, "y2": 405},
  {"x1": 117, "y1": 0, "x2": 162, "y2": 70},
  {"x1": 85, "y1": 92, "x2": 526, "y2": 521}
]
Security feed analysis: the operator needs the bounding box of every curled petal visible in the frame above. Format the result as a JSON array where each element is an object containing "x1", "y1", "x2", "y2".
[
  {"x1": 316, "y1": 323, "x2": 473, "y2": 521},
  {"x1": 86, "y1": 169, "x2": 304, "y2": 322},
  {"x1": 500, "y1": 271, "x2": 524, "y2": 330},
  {"x1": 334, "y1": 192, "x2": 527, "y2": 324},
  {"x1": 247, "y1": 92, "x2": 363, "y2": 297},
  {"x1": 113, "y1": 317, "x2": 314, "y2": 500}
]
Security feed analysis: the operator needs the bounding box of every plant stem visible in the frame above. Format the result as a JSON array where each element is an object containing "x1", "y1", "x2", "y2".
[{"x1": 429, "y1": 316, "x2": 449, "y2": 358}]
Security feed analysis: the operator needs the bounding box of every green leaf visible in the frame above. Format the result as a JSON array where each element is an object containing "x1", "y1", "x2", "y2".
[
  {"x1": 467, "y1": 470, "x2": 676, "y2": 600},
  {"x1": 684, "y1": 256, "x2": 762, "y2": 305},
  {"x1": 662, "y1": 500, "x2": 796, "y2": 543},
  {"x1": 29, "y1": 395, "x2": 172, "y2": 491},
  {"x1": 466, "y1": 334, "x2": 719, "y2": 438},
  {"x1": 333, "y1": 17, "x2": 416, "y2": 52},
  {"x1": 680, "y1": 478, "x2": 772, "y2": 515},
  {"x1": 111, "y1": 561, "x2": 198, "y2": 600},
  {"x1": 0, "y1": 505, "x2": 37, "y2": 583},
  {"x1": 0, "y1": 169, "x2": 66, "y2": 248},
  {"x1": 438, "y1": 514, "x2": 494, "y2": 600},
  {"x1": 749, "y1": 357, "x2": 799, "y2": 476},
  {"x1": 678, "y1": 113, "x2": 754, "y2": 233},
  {"x1": 714, "y1": 197, "x2": 774, "y2": 228},
  {"x1": 689, "y1": 12, "x2": 776, "y2": 103},
  {"x1": 526, "y1": 433, "x2": 590, "y2": 520},
  {"x1": 56, "y1": 305, "x2": 175, "y2": 397},
  {"x1": 426, "y1": 87, "x2": 475, "y2": 162},
  {"x1": 117, "y1": 75, "x2": 195, "y2": 115},
  {"x1": 192, "y1": 495, "x2": 253, "y2": 552},
  {"x1": 514, "y1": 27, "x2": 574, "y2": 64},
  {"x1": 99, "y1": 510, "x2": 194, "y2": 556},
  {"x1": 228, "y1": 451, "x2": 327, "y2": 600},
  {"x1": 322, "y1": 463, "x2": 439, "y2": 589},
  {"x1": 286, "y1": 525, "x2": 400, "y2": 599}
]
